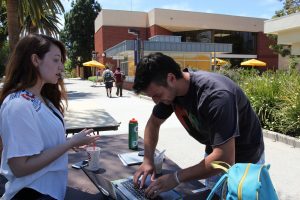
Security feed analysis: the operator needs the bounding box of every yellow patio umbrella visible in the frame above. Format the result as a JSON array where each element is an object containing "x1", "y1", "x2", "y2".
[
  {"x1": 212, "y1": 58, "x2": 229, "y2": 66},
  {"x1": 240, "y1": 59, "x2": 266, "y2": 67},
  {"x1": 83, "y1": 60, "x2": 105, "y2": 69}
]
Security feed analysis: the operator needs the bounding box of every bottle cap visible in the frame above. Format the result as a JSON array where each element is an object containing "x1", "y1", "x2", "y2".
[{"x1": 130, "y1": 118, "x2": 138, "y2": 123}]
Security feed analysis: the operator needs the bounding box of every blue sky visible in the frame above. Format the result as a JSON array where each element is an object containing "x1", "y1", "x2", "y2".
[{"x1": 61, "y1": 0, "x2": 283, "y2": 19}]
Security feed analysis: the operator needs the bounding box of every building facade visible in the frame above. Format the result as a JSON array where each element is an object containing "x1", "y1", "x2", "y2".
[
  {"x1": 94, "y1": 8, "x2": 277, "y2": 85},
  {"x1": 265, "y1": 12, "x2": 300, "y2": 70}
]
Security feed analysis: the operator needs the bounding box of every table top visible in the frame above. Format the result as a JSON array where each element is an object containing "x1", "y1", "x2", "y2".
[
  {"x1": 67, "y1": 134, "x2": 215, "y2": 200},
  {"x1": 0, "y1": 134, "x2": 216, "y2": 199},
  {"x1": 64, "y1": 108, "x2": 120, "y2": 134}
]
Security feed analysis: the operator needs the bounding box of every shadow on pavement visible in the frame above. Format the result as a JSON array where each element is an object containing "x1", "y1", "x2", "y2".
[
  {"x1": 64, "y1": 82, "x2": 75, "y2": 85},
  {"x1": 67, "y1": 91, "x2": 98, "y2": 100},
  {"x1": 90, "y1": 85, "x2": 105, "y2": 88}
]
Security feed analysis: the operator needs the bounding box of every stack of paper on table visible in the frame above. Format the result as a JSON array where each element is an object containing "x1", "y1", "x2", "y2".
[{"x1": 118, "y1": 152, "x2": 143, "y2": 166}]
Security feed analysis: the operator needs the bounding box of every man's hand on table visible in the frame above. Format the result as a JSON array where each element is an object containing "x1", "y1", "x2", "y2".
[
  {"x1": 133, "y1": 160, "x2": 155, "y2": 189},
  {"x1": 145, "y1": 173, "x2": 179, "y2": 199},
  {"x1": 133, "y1": 159, "x2": 180, "y2": 199}
]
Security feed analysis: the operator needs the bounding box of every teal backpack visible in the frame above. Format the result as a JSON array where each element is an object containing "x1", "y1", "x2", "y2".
[
  {"x1": 207, "y1": 161, "x2": 279, "y2": 200},
  {"x1": 104, "y1": 71, "x2": 113, "y2": 82}
]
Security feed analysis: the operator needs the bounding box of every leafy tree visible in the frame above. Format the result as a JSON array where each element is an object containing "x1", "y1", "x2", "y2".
[
  {"x1": 275, "y1": 0, "x2": 300, "y2": 16},
  {"x1": 0, "y1": 0, "x2": 64, "y2": 52},
  {"x1": 0, "y1": 1, "x2": 7, "y2": 44},
  {"x1": 20, "y1": 9, "x2": 62, "y2": 37},
  {"x1": 0, "y1": 41, "x2": 8, "y2": 76},
  {"x1": 60, "y1": 0, "x2": 101, "y2": 78},
  {"x1": 0, "y1": 2, "x2": 8, "y2": 75},
  {"x1": 269, "y1": 0, "x2": 300, "y2": 57}
]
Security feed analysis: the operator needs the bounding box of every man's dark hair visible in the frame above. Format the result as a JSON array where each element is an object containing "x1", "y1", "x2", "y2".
[{"x1": 133, "y1": 52, "x2": 183, "y2": 94}]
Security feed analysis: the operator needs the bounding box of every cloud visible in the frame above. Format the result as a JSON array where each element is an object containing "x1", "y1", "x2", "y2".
[
  {"x1": 205, "y1": 9, "x2": 214, "y2": 13},
  {"x1": 235, "y1": 12, "x2": 248, "y2": 17}
]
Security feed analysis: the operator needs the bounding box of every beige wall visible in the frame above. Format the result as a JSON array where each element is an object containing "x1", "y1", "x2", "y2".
[
  {"x1": 149, "y1": 8, "x2": 264, "y2": 32},
  {"x1": 277, "y1": 29, "x2": 300, "y2": 44},
  {"x1": 95, "y1": 8, "x2": 265, "y2": 33},
  {"x1": 264, "y1": 13, "x2": 300, "y2": 33},
  {"x1": 292, "y1": 43, "x2": 300, "y2": 55},
  {"x1": 278, "y1": 55, "x2": 300, "y2": 70},
  {"x1": 264, "y1": 12, "x2": 300, "y2": 55},
  {"x1": 278, "y1": 55, "x2": 289, "y2": 70},
  {"x1": 95, "y1": 9, "x2": 148, "y2": 32}
]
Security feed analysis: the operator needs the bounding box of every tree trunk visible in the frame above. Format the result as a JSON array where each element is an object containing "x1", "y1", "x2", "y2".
[{"x1": 6, "y1": 0, "x2": 20, "y2": 53}]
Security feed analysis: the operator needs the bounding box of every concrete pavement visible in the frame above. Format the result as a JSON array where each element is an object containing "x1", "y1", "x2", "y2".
[{"x1": 64, "y1": 78, "x2": 300, "y2": 200}]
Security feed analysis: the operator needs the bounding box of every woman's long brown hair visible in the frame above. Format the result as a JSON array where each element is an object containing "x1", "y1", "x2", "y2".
[{"x1": 0, "y1": 34, "x2": 68, "y2": 114}]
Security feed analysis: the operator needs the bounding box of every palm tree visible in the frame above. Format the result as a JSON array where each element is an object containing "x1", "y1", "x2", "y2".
[
  {"x1": 0, "y1": 1, "x2": 7, "y2": 48},
  {"x1": 5, "y1": 0, "x2": 19, "y2": 53},
  {"x1": 21, "y1": 10, "x2": 62, "y2": 37},
  {"x1": 0, "y1": 0, "x2": 64, "y2": 52}
]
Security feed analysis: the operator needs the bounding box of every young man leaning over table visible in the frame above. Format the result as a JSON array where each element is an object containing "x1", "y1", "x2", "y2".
[{"x1": 132, "y1": 52, "x2": 265, "y2": 199}]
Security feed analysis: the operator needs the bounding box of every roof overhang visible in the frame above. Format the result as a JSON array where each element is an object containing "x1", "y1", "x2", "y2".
[
  {"x1": 264, "y1": 12, "x2": 300, "y2": 55},
  {"x1": 105, "y1": 40, "x2": 232, "y2": 57},
  {"x1": 149, "y1": 8, "x2": 264, "y2": 32}
]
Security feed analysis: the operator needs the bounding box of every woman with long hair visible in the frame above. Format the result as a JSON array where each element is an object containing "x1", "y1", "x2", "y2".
[{"x1": 0, "y1": 34, "x2": 99, "y2": 200}]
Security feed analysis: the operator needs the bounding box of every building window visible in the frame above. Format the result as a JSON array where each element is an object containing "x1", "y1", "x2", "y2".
[
  {"x1": 213, "y1": 30, "x2": 257, "y2": 54},
  {"x1": 175, "y1": 29, "x2": 257, "y2": 54},
  {"x1": 120, "y1": 57, "x2": 129, "y2": 76},
  {"x1": 175, "y1": 30, "x2": 212, "y2": 43}
]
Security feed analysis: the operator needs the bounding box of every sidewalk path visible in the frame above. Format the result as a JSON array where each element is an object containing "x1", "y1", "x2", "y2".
[{"x1": 65, "y1": 78, "x2": 300, "y2": 200}]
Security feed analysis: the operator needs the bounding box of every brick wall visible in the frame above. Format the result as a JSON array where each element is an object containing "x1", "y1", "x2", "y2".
[
  {"x1": 149, "y1": 25, "x2": 173, "y2": 37},
  {"x1": 257, "y1": 32, "x2": 278, "y2": 70},
  {"x1": 95, "y1": 26, "x2": 148, "y2": 68}
]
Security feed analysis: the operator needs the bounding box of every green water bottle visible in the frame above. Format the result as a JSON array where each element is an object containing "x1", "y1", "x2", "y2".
[{"x1": 129, "y1": 118, "x2": 138, "y2": 150}]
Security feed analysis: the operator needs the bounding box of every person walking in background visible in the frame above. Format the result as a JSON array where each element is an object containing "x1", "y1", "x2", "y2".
[
  {"x1": 132, "y1": 52, "x2": 265, "y2": 198},
  {"x1": 114, "y1": 67, "x2": 125, "y2": 97},
  {"x1": 102, "y1": 66, "x2": 114, "y2": 98},
  {"x1": 0, "y1": 34, "x2": 100, "y2": 200}
]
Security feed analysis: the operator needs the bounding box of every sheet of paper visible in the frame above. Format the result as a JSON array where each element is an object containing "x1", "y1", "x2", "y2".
[{"x1": 118, "y1": 152, "x2": 143, "y2": 166}]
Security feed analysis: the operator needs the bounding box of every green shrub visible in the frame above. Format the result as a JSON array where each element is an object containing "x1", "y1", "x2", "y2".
[
  {"x1": 268, "y1": 70, "x2": 300, "y2": 137},
  {"x1": 240, "y1": 71, "x2": 281, "y2": 130},
  {"x1": 88, "y1": 76, "x2": 103, "y2": 83},
  {"x1": 218, "y1": 68, "x2": 300, "y2": 137}
]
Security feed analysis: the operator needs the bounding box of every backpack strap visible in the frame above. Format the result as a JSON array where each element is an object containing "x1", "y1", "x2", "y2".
[
  {"x1": 211, "y1": 161, "x2": 231, "y2": 173},
  {"x1": 206, "y1": 173, "x2": 228, "y2": 200},
  {"x1": 206, "y1": 161, "x2": 231, "y2": 200}
]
